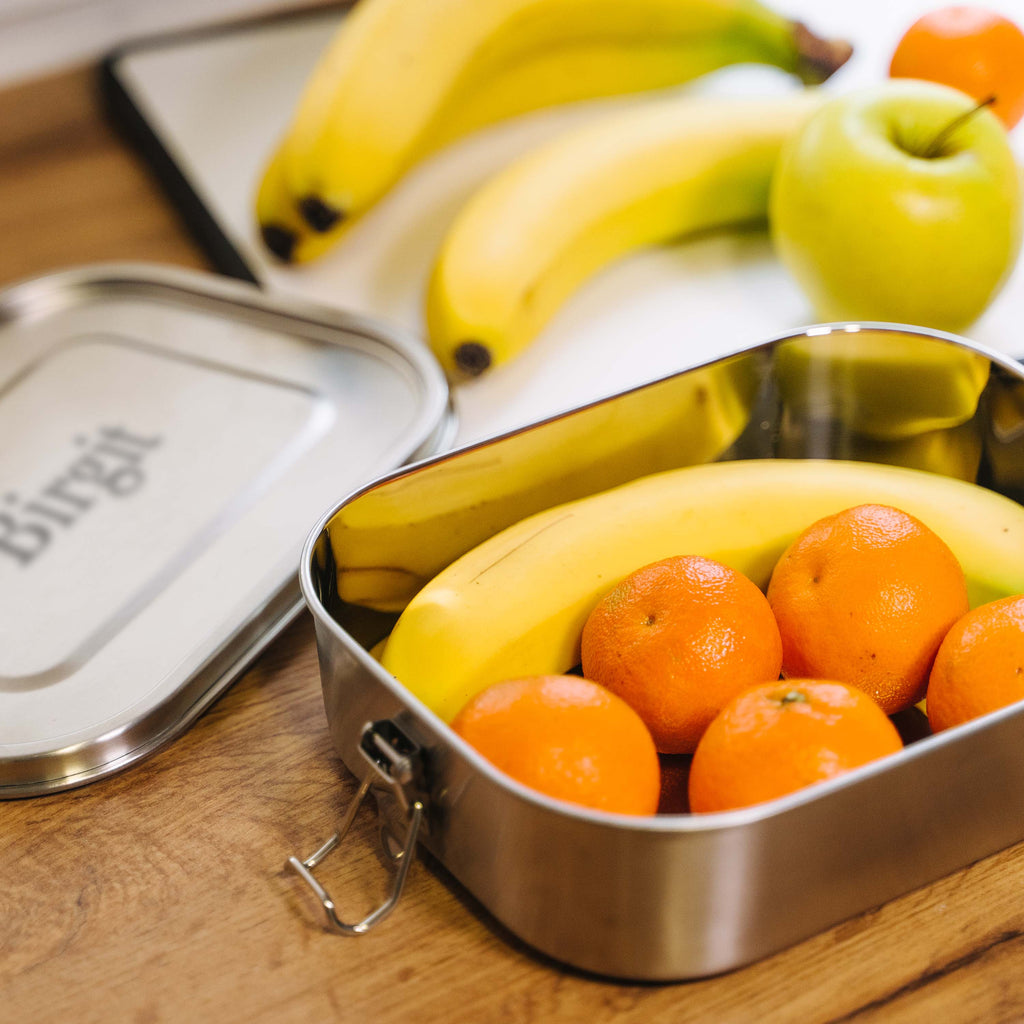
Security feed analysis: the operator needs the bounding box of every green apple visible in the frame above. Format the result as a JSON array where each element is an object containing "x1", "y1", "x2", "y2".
[{"x1": 770, "y1": 79, "x2": 1023, "y2": 332}]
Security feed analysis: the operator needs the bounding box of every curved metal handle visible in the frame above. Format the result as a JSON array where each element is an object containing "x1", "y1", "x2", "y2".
[{"x1": 287, "y1": 775, "x2": 424, "y2": 935}]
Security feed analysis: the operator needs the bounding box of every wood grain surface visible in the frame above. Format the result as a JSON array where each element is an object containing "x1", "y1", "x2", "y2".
[{"x1": 4, "y1": 65, "x2": 1024, "y2": 1024}]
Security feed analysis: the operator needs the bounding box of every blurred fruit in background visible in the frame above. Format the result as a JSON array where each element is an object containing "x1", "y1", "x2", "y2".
[
  {"x1": 890, "y1": 5, "x2": 1024, "y2": 129},
  {"x1": 770, "y1": 80, "x2": 1023, "y2": 333},
  {"x1": 427, "y1": 93, "x2": 820, "y2": 380},
  {"x1": 257, "y1": 0, "x2": 853, "y2": 265}
]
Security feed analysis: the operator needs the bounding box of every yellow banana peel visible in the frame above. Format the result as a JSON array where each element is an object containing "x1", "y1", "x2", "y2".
[
  {"x1": 379, "y1": 459, "x2": 1024, "y2": 722},
  {"x1": 255, "y1": 0, "x2": 850, "y2": 262}
]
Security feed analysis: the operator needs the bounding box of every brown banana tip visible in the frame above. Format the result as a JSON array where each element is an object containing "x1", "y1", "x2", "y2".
[
  {"x1": 298, "y1": 195, "x2": 344, "y2": 233},
  {"x1": 792, "y1": 22, "x2": 854, "y2": 84},
  {"x1": 453, "y1": 341, "x2": 493, "y2": 378},
  {"x1": 260, "y1": 223, "x2": 297, "y2": 263}
]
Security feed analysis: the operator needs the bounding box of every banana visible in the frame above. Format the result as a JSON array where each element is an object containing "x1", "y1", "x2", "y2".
[
  {"x1": 257, "y1": 43, "x2": 764, "y2": 262},
  {"x1": 772, "y1": 331, "x2": 991, "y2": 441},
  {"x1": 425, "y1": 91, "x2": 821, "y2": 379},
  {"x1": 331, "y1": 353, "x2": 759, "y2": 611},
  {"x1": 258, "y1": 0, "x2": 851, "y2": 259},
  {"x1": 379, "y1": 459, "x2": 1024, "y2": 722},
  {"x1": 254, "y1": 141, "x2": 348, "y2": 264}
]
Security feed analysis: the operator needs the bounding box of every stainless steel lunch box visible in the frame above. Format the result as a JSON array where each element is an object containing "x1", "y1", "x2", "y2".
[{"x1": 298, "y1": 323, "x2": 1024, "y2": 981}]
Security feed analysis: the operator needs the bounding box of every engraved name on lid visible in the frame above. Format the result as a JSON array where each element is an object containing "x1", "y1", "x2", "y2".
[{"x1": 0, "y1": 334, "x2": 331, "y2": 686}]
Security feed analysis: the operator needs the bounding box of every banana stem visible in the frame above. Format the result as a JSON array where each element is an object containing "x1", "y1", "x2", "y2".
[{"x1": 791, "y1": 22, "x2": 853, "y2": 84}]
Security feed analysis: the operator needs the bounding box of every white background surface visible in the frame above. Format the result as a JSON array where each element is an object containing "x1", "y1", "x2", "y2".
[
  {"x1": 0, "y1": 0, "x2": 327, "y2": 86},
  {"x1": 112, "y1": 0, "x2": 1024, "y2": 445}
]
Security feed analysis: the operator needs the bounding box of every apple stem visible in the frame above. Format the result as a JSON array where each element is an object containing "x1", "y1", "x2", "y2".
[{"x1": 921, "y1": 95, "x2": 997, "y2": 159}]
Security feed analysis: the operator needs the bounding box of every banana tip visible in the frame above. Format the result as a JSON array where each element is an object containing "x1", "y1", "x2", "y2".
[
  {"x1": 260, "y1": 223, "x2": 297, "y2": 263},
  {"x1": 792, "y1": 22, "x2": 854, "y2": 84},
  {"x1": 298, "y1": 195, "x2": 344, "y2": 233},
  {"x1": 453, "y1": 341, "x2": 493, "y2": 379}
]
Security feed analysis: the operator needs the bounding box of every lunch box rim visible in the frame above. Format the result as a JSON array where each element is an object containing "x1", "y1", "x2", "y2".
[{"x1": 298, "y1": 318, "x2": 1024, "y2": 834}]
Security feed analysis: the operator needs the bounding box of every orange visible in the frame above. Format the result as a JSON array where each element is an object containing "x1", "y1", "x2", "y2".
[
  {"x1": 927, "y1": 594, "x2": 1024, "y2": 732},
  {"x1": 580, "y1": 554, "x2": 782, "y2": 754},
  {"x1": 889, "y1": 6, "x2": 1024, "y2": 128},
  {"x1": 450, "y1": 674, "x2": 660, "y2": 815},
  {"x1": 767, "y1": 504, "x2": 969, "y2": 715},
  {"x1": 688, "y1": 679, "x2": 904, "y2": 813}
]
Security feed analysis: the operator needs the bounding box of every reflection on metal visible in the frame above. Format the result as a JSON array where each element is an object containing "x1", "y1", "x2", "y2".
[
  {"x1": 327, "y1": 350, "x2": 766, "y2": 614},
  {"x1": 984, "y1": 370, "x2": 1024, "y2": 502},
  {"x1": 773, "y1": 330, "x2": 990, "y2": 440}
]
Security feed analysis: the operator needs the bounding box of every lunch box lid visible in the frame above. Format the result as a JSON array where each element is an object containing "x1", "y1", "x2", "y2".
[{"x1": 0, "y1": 263, "x2": 454, "y2": 797}]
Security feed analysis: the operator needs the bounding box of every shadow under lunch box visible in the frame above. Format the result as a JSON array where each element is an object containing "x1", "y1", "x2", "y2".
[{"x1": 298, "y1": 321, "x2": 1024, "y2": 981}]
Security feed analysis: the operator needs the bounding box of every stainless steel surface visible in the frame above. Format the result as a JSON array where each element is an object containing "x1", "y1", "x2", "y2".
[
  {"x1": 300, "y1": 322, "x2": 1024, "y2": 980},
  {"x1": 287, "y1": 720, "x2": 426, "y2": 935},
  {"x1": 0, "y1": 263, "x2": 452, "y2": 797}
]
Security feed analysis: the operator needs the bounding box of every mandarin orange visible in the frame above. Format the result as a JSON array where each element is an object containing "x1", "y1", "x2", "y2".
[
  {"x1": 580, "y1": 554, "x2": 782, "y2": 754},
  {"x1": 450, "y1": 674, "x2": 660, "y2": 815},
  {"x1": 688, "y1": 679, "x2": 904, "y2": 813},
  {"x1": 767, "y1": 504, "x2": 968, "y2": 715},
  {"x1": 890, "y1": 6, "x2": 1024, "y2": 128},
  {"x1": 927, "y1": 594, "x2": 1024, "y2": 732}
]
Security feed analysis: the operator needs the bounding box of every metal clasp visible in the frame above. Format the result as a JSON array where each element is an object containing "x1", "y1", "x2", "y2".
[{"x1": 287, "y1": 719, "x2": 426, "y2": 935}]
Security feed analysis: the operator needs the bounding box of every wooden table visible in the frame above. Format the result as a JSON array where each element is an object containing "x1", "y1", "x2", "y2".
[{"x1": 4, "y1": 64, "x2": 1024, "y2": 1024}]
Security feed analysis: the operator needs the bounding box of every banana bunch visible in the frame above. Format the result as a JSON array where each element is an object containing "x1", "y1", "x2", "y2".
[
  {"x1": 427, "y1": 91, "x2": 820, "y2": 379},
  {"x1": 378, "y1": 459, "x2": 1024, "y2": 722},
  {"x1": 256, "y1": 0, "x2": 852, "y2": 262},
  {"x1": 331, "y1": 353, "x2": 759, "y2": 611}
]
